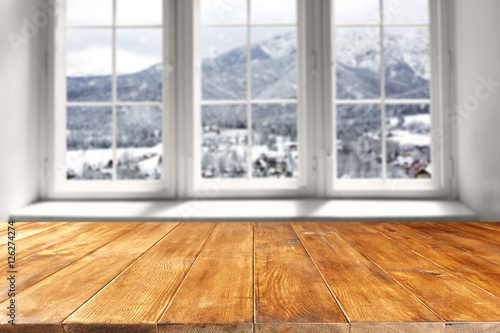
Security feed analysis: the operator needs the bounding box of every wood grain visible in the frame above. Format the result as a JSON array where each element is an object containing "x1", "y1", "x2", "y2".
[
  {"x1": 436, "y1": 222, "x2": 500, "y2": 245},
  {"x1": 292, "y1": 222, "x2": 444, "y2": 333},
  {"x1": 60, "y1": 324, "x2": 153, "y2": 333},
  {"x1": 349, "y1": 322, "x2": 448, "y2": 333},
  {"x1": 0, "y1": 222, "x2": 67, "y2": 246},
  {"x1": 63, "y1": 223, "x2": 216, "y2": 333},
  {"x1": 404, "y1": 222, "x2": 500, "y2": 266},
  {"x1": 443, "y1": 322, "x2": 500, "y2": 333},
  {"x1": 0, "y1": 222, "x2": 177, "y2": 332},
  {"x1": 0, "y1": 222, "x2": 31, "y2": 245},
  {"x1": 471, "y1": 222, "x2": 500, "y2": 231},
  {"x1": 373, "y1": 222, "x2": 500, "y2": 299},
  {"x1": 254, "y1": 323, "x2": 349, "y2": 333},
  {"x1": 0, "y1": 222, "x2": 102, "y2": 269},
  {"x1": 160, "y1": 324, "x2": 253, "y2": 333},
  {"x1": 159, "y1": 223, "x2": 253, "y2": 329},
  {"x1": 254, "y1": 222, "x2": 348, "y2": 332},
  {"x1": 0, "y1": 222, "x2": 147, "y2": 301},
  {"x1": 329, "y1": 222, "x2": 500, "y2": 324}
]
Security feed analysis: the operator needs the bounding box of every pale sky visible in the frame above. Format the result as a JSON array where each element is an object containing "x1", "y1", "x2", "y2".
[
  {"x1": 67, "y1": 29, "x2": 112, "y2": 76},
  {"x1": 66, "y1": 0, "x2": 427, "y2": 76},
  {"x1": 67, "y1": 0, "x2": 162, "y2": 26},
  {"x1": 200, "y1": 0, "x2": 296, "y2": 24},
  {"x1": 66, "y1": 0, "x2": 162, "y2": 76},
  {"x1": 200, "y1": 0, "x2": 296, "y2": 58},
  {"x1": 201, "y1": 26, "x2": 295, "y2": 58},
  {"x1": 66, "y1": 28, "x2": 162, "y2": 76},
  {"x1": 335, "y1": 0, "x2": 428, "y2": 24}
]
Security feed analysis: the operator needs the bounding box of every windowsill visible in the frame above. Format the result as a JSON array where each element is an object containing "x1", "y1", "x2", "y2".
[{"x1": 10, "y1": 199, "x2": 478, "y2": 222}]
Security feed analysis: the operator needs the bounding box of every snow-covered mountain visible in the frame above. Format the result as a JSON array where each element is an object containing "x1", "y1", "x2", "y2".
[
  {"x1": 201, "y1": 31, "x2": 298, "y2": 100},
  {"x1": 67, "y1": 28, "x2": 429, "y2": 103},
  {"x1": 335, "y1": 27, "x2": 430, "y2": 100}
]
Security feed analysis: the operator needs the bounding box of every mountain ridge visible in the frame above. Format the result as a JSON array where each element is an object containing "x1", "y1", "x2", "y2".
[{"x1": 67, "y1": 28, "x2": 429, "y2": 102}]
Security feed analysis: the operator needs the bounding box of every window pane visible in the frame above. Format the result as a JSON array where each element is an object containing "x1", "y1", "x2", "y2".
[
  {"x1": 252, "y1": 104, "x2": 298, "y2": 179},
  {"x1": 335, "y1": 0, "x2": 380, "y2": 24},
  {"x1": 67, "y1": 0, "x2": 112, "y2": 26},
  {"x1": 386, "y1": 104, "x2": 431, "y2": 179},
  {"x1": 385, "y1": 27, "x2": 430, "y2": 99},
  {"x1": 202, "y1": 105, "x2": 248, "y2": 178},
  {"x1": 201, "y1": 0, "x2": 247, "y2": 24},
  {"x1": 337, "y1": 104, "x2": 382, "y2": 179},
  {"x1": 336, "y1": 27, "x2": 381, "y2": 100},
  {"x1": 116, "y1": 29, "x2": 163, "y2": 102},
  {"x1": 66, "y1": 107, "x2": 113, "y2": 180},
  {"x1": 117, "y1": 106, "x2": 163, "y2": 180},
  {"x1": 67, "y1": 29, "x2": 112, "y2": 102},
  {"x1": 252, "y1": 0, "x2": 296, "y2": 24},
  {"x1": 201, "y1": 28, "x2": 247, "y2": 100},
  {"x1": 384, "y1": 0, "x2": 429, "y2": 24},
  {"x1": 117, "y1": 0, "x2": 162, "y2": 25},
  {"x1": 251, "y1": 27, "x2": 297, "y2": 100}
]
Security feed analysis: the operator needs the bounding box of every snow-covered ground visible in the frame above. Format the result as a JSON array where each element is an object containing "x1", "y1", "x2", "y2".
[
  {"x1": 201, "y1": 129, "x2": 298, "y2": 178},
  {"x1": 387, "y1": 114, "x2": 431, "y2": 147},
  {"x1": 67, "y1": 144, "x2": 163, "y2": 180}
]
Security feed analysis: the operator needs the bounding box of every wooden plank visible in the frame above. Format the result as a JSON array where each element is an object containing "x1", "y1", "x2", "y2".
[
  {"x1": 158, "y1": 223, "x2": 253, "y2": 332},
  {"x1": 0, "y1": 222, "x2": 103, "y2": 267},
  {"x1": 161, "y1": 324, "x2": 253, "y2": 333},
  {"x1": 0, "y1": 222, "x2": 149, "y2": 302},
  {"x1": 292, "y1": 222, "x2": 444, "y2": 333},
  {"x1": 468, "y1": 222, "x2": 500, "y2": 232},
  {"x1": 254, "y1": 323, "x2": 350, "y2": 332},
  {"x1": 443, "y1": 322, "x2": 500, "y2": 333},
  {"x1": 404, "y1": 222, "x2": 500, "y2": 266},
  {"x1": 477, "y1": 222, "x2": 500, "y2": 228},
  {"x1": 2, "y1": 221, "x2": 500, "y2": 332},
  {"x1": 348, "y1": 323, "x2": 446, "y2": 333},
  {"x1": 63, "y1": 222, "x2": 216, "y2": 333},
  {"x1": 0, "y1": 222, "x2": 178, "y2": 333},
  {"x1": 254, "y1": 222, "x2": 349, "y2": 333},
  {"x1": 0, "y1": 222, "x2": 31, "y2": 244},
  {"x1": 0, "y1": 222, "x2": 68, "y2": 245},
  {"x1": 373, "y1": 222, "x2": 500, "y2": 299},
  {"x1": 436, "y1": 222, "x2": 500, "y2": 246},
  {"x1": 329, "y1": 223, "x2": 500, "y2": 325}
]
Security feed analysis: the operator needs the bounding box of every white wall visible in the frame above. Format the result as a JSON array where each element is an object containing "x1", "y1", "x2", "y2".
[
  {"x1": 454, "y1": 0, "x2": 500, "y2": 221},
  {"x1": 0, "y1": 0, "x2": 43, "y2": 220}
]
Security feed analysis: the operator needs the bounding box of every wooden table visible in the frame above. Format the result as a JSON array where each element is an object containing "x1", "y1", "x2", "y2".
[{"x1": 1, "y1": 222, "x2": 499, "y2": 332}]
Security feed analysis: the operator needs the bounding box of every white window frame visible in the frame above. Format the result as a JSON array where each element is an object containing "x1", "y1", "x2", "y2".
[
  {"x1": 181, "y1": 0, "x2": 317, "y2": 198},
  {"x1": 322, "y1": 0, "x2": 454, "y2": 198},
  {"x1": 48, "y1": 0, "x2": 177, "y2": 199},
  {"x1": 42, "y1": 0, "x2": 454, "y2": 200}
]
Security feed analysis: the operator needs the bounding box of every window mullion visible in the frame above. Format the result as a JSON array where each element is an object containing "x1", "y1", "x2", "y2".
[
  {"x1": 162, "y1": 0, "x2": 168, "y2": 190},
  {"x1": 111, "y1": 0, "x2": 118, "y2": 182},
  {"x1": 246, "y1": 0, "x2": 253, "y2": 180},
  {"x1": 379, "y1": 0, "x2": 387, "y2": 181}
]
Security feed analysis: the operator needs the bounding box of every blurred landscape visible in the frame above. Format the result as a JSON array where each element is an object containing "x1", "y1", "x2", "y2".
[{"x1": 67, "y1": 27, "x2": 431, "y2": 180}]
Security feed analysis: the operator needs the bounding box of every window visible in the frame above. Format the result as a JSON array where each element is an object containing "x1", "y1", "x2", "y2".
[
  {"x1": 51, "y1": 0, "x2": 175, "y2": 197},
  {"x1": 327, "y1": 0, "x2": 448, "y2": 196},
  {"x1": 190, "y1": 0, "x2": 311, "y2": 196},
  {"x1": 48, "y1": 0, "x2": 451, "y2": 199}
]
